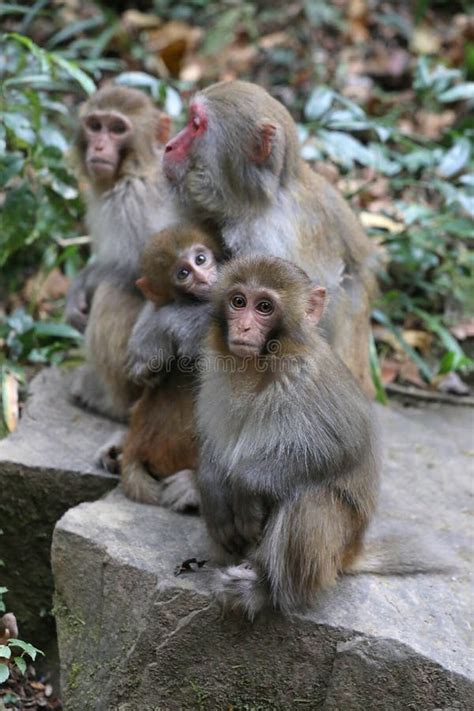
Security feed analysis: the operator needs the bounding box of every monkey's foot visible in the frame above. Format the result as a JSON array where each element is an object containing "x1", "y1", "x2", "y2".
[
  {"x1": 161, "y1": 469, "x2": 200, "y2": 513},
  {"x1": 96, "y1": 432, "x2": 125, "y2": 475},
  {"x1": 215, "y1": 563, "x2": 266, "y2": 621}
]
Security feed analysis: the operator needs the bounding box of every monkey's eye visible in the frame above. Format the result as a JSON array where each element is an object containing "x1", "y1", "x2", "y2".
[
  {"x1": 256, "y1": 300, "x2": 273, "y2": 315},
  {"x1": 192, "y1": 116, "x2": 201, "y2": 131},
  {"x1": 111, "y1": 121, "x2": 127, "y2": 135},
  {"x1": 177, "y1": 267, "x2": 190, "y2": 281},
  {"x1": 195, "y1": 253, "x2": 206, "y2": 265},
  {"x1": 231, "y1": 294, "x2": 246, "y2": 309},
  {"x1": 87, "y1": 119, "x2": 101, "y2": 132}
]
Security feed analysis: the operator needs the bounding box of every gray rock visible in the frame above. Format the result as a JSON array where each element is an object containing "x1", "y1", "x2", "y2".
[
  {"x1": 52, "y1": 402, "x2": 473, "y2": 710},
  {"x1": 0, "y1": 367, "x2": 121, "y2": 651}
]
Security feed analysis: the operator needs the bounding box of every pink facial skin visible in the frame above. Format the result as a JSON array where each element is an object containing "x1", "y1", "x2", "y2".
[
  {"x1": 163, "y1": 102, "x2": 208, "y2": 181},
  {"x1": 225, "y1": 288, "x2": 280, "y2": 358},
  {"x1": 83, "y1": 111, "x2": 132, "y2": 180},
  {"x1": 173, "y1": 244, "x2": 218, "y2": 299}
]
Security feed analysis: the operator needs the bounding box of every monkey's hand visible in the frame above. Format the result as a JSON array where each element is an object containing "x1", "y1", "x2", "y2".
[
  {"x1": 232, "y1": 488, "x2": 268, "y2": 550},
  {"x1": 202, "y1": 496, "x2": 247, "y2": 556},
  {"x1": 125, "y1": 350, "x2": 164, "y2": 386},
  {"x1": 64, "y1": 278, "x2": 89, "y2": 333},
  {"x1": 126, "y1": 302, "x2": 172, "y2": 385}
]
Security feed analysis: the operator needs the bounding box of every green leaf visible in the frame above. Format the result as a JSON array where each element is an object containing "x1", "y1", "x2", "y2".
[
  {"x1": 8, "y1": 639, "x2": 43, "y2": 660},
  {"x1": 438, "y1": 83, "x2": 474, "y2": 103},
  {"x1": 2, "y1": 112, "x2": 35, "y2": 145},
  {"x1": 305, "y1": 87, "x2": 334, "y2": 121},
  {"x1": 438, "y1": 138, "x2": 471, "y2": 178},
  {"x1": 0, "y1": 587, "x2": 8, "y2": 595},
  {"x1": 33, "y1": 321, "x2": 82, "y2": 340},
  {"x1": 0, "y1": 663, "x2": 10, "y2": 684},
  {"x1": 49, "y1": 54, "x2": 96, "y2": 95},
  {"x1": 369, "y1": 331, "x2": 388, "y2": 405},
  {"x1": 14, "y1": 656, "x2": 26, "y2": 675},
  {"x1": 0, "y1": 646, "x2": 11, "y2": 659},
  {"x1": 372, "y1": 309, "x2": 433, "y2": 382}
]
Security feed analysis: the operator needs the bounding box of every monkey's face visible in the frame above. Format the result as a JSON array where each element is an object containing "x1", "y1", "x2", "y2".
[
  {"x1": 163, "y1": 102, "x2": 208, "y2": 184},
  {"x1": 82, "y1": 110, "x2": 132, "y2": 182},
  {"x1": 224, "y1": 285, "x2": 281, "y2": 358},
  {"x1": 173, "y1": 244, "x2": 218, "y2": 300}
]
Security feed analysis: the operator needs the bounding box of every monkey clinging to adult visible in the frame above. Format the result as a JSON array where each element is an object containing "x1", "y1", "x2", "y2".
[
  {"x1": 196, "y1": 255, "x2": 380, "y2": 618},
  {"x1": 65, "y1": 85, "x2": 175, "y2": 420},
  {"x1": 118, "y1": 225, "x2": 221, "y2": 509},
  {"x1": 162, "y1": 80, "x2": 378, "y2": 396}
]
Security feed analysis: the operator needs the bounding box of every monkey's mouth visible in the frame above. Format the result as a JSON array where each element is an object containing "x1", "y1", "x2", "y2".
[
  {"x1": 88, "y1": 158, "x2": 115, "y2": 174},
  {"x1": 229, "y1": 340, "x2": 261, "y2": 357}
]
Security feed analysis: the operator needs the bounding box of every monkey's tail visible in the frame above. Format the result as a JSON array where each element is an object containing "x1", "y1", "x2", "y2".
[
  {"x1": 345, "y1": 536, "x2": 452, "y2": 576},
  {"x1": 121, "y1": 460, "x2": 164, "y2": 506},
  {"x1": 215, "y1": 564, "x2": 268, "y2": 622}
]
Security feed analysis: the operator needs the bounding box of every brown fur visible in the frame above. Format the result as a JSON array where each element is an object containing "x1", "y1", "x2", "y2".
[
  {"x1": 120, "y1": 226, "x2": 219, "y2": 506},
  {"x1": 85, "y1": 283, "x2": 143, "y2": 419}
]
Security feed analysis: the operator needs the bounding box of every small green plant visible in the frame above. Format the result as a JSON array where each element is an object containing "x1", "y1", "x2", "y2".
[
  {"x1": 0, "y1": 533, "x2": 44, "y2": 686},
  {"x1": 0, "y1": 635, "x2": 44, "y2": 685},
  {"x1": 300, "y1": 59, "x2": 474, "y2": 387}
]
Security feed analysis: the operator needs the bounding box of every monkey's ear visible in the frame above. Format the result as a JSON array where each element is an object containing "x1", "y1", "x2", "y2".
[
  {"x1": 136, "y1": 277, "x2": 159, "y2": 302},
  {"x1": 253, "y1": 122, "x2": 277, "y2": 164},
  {"x1": 157, "y1": 113, "x2": 171, "y2": 145},
  {"x1": 306, "y1": 286, "x2": 326, "y2": 325}
]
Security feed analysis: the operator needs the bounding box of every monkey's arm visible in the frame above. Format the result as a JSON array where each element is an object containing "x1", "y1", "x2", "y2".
[
  {"x1": 126, "y1": 301, "x2": 175, "y2": 385},
  {"x1": 127, "y1": 301, "x2": 212, "y2": 383},
  {"x1": 148, "y1": 301, "x2": 212, "y2": 361},
  {"x1": 64, "y1": 263, "x2": 98, "y2": 333},
  {"x1": 198, "y1": 443, "x2": 247, "y2": 555}
]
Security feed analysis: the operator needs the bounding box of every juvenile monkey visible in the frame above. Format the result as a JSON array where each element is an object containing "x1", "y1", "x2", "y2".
[
  {"x1": 196, "y1": 255, "x2": 380, "y2": 617},
  {"x1": 66, "y1": 85, "x2": 176, "y2": 420},
  {"x1": 119, "y1": 225, "x2": 221, "y2": 508},
  {"x1": 162, "y1": 80, "x2": 378, "y2": 396}
]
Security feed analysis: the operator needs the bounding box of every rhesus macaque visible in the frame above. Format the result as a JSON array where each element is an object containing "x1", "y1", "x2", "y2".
[
  {"x1": 196, "y1": 255, "x2": 381, "y2": 617},
  {"x1": 162, "y1": 80, "x2": 378, "y2": 397},
  {"x1": 119, "y1": 225, "x2": 221, "y2": 508},
  {"x1": 66, "y1": 85, "x2": 176, "y2": 420}
]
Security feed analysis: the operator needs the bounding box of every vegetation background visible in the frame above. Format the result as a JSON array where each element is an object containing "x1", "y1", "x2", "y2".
[
  {"x1": 0, "y1": 0, "x2": 473, "y2": 705},
  {"x1": 1, "y1": 0, "x2": 473, "y2": 438}
]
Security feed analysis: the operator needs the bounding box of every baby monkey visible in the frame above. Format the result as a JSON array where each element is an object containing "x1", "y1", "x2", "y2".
[
  {"x1": 119, "y1": 225, "x2": 221, "y2": 508},
  {"x1": 196, "y1": 255, "x2": 381, "y2": 617}
]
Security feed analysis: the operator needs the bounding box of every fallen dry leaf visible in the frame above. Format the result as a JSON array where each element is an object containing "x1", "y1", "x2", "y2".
[
  {"x1": 435, "y1": 372, "x2": 471, "y2": 396},
  {"x1": 450, "y1": 319, "x2": 474, "y2": 340},
  {"x1": 23, "y1": 268, "x2": 70, "y2": 304},
  {"x1": 399, "y1": 359, "x2": 426, "y2": 388},
  {"x1": 401, "y1": 329, "x2": 433, "y2": 355},
  {"x1": 411, "y1": 24, "x2": 441, "y2": 55},
  {"x1": 2, "y1": 371, "x2": 19, "y2": 433},
  {"x1": 380, "y1": 358, "x2": 401, "y2": 385},
  {"x1": 122, "y1": 10, "x2": 161, "y2": 31},
  {"x1": 359, "y1": 212, "x2": 405, "y2": 233}
]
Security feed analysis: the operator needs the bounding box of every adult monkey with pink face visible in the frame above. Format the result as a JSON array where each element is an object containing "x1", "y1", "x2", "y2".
[{"x1": 161, "y1": 80, "x2": 377, "y2": 396}]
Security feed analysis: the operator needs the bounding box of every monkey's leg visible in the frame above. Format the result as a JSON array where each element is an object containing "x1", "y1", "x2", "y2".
[
  {"x1": 70, "y1": 365, "x2": 129, "y2": 422},
  {"x1": 95, "y1": 430, "x2": 125, "y2": 474},
  {"x1": 161, "y1": 469, "x2": 200, "y2": 512},
  {"x1": 215, "y1": 489, "x2": 365, "y2": 619},
  {"x1": 120, "y1": 459, "x2": 164, "y2": 506},
  {"x1": 334, "y1": 279, "x2": 375, "y2": 399},
  {"x1": 86, "y1": 283, "x2": 143, "y2": 420}
]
